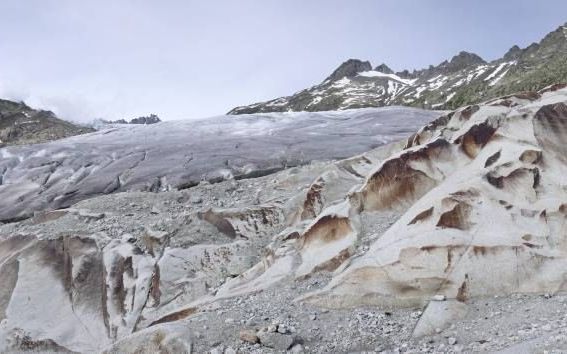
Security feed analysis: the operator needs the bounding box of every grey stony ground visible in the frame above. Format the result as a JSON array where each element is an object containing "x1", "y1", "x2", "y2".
[
  {"x1": 3, "y1": 169, "x2": 567, "y2": 353},
  {"x1": 189, "y1": 288, "x2": 567, "y2": 353}
]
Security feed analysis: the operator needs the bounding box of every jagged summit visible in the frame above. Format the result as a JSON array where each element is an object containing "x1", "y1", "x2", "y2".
[
  {"x1": 374, "y1": 63, "x2": 394, "y2": 74},
  {"x1": 325, "y1": 59, "x2": 372, "y2": 82},
  {"x1": 229, "y1": 23, "x2": 567, "y2": 115},
  {"x1": 443, "y1": 51, "x2": 486, "y2": 72},
  {"x1": 503, "y1": 45, "x2": 522, "y2": 60}
]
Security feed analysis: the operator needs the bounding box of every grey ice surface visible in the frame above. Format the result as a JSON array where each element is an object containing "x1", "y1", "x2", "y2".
[{"x1": 0, "y1": 106, "x2": 440, "y2": 221}]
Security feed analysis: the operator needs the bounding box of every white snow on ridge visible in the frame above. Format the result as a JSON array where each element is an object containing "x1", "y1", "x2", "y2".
[
  {"x1": 266, "y1": 97, "x2": 289, "y2": 107},
  {"x1": 485, "y1": 61, "x2": 515, "y2": 82},
  {"x1": 428, "y1": 75, "x2": 448, "y2": 90},
  {"x1": 332, "y1": 77, "x2": 352, "y2": 88},
  {"x1": 489, "y1": 68, "x2": 510, "y2": 86},
  {"x1": 445, "y1": 92, "x2": 456, "y2": 102},
  {"x1": 387, "y1": 81, "x2": 403, "y2": 97},
  {"x1": 309, "y1": 96, "x2": 323, "y2": 106},
  {"x1": 467, "y1": 65, "x2": 489, "y2": 82},
  {"x1": 427, "y1": 75, "x2": 443, "y2": 83},
  {"x1": 358, "y1": 71, "x2": 417, "y2": 85},
  {"x1": 414, "y1": 86, "x2": 428, "y2": 98}
]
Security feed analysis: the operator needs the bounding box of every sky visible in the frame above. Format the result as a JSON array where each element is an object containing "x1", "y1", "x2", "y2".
[{"x1": 0, "y1": 0, "x2": 566, "y2": 122}]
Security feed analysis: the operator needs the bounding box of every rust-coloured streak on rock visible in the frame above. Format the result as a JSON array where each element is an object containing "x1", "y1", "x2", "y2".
[
  {"x1": 197, "y1": 209, "x2": 236, "y2": 238},
  {"x1": 519, "y1": 150, "x2": 542, "y2": 164},
  {"x1": 359, "y1": 139, "x2": 450, "y2": 211},
  {"x1": 301, "y1": 215, "x2": 352, "y2": 247},
  {"x1": 455, "y1": 122, "x2": 497, "y2": 158},
  {"x1": 485, "y1": 167, "x2": 540, "y2": 190},
  {"x1": 533, "y1": 103, "x2": 567, "y2": 163},
  {"x1": 436, "y1": 202, "x2": 472, "y2": 230},
  {"x1": 459, "y1": 105, "x2": 480, "y2": 121},
  {"x1": 311, "y1": 248, "x2": 352, "y2": 273},
  {"x1": 511, "y1": 91, "x2": 541, "y2": 101},
  {"x1": 408, "y1": 207, "x2": 434, "y2": 225},
  {"x1": 456, "y1": 275, "x2": 469, "y2": 302},
  {"x1": 301, "y1": 178, "x2": 325, "y2": 220},
  {"x1": 149, "y1": 307, "x2": 198, "y2": 327},
  {"x1": 472, "y1": 246, "x2": 488, "y2": 256},
  {"x1": 407, "y1": 114, "x2": 452, "y2": 149}
]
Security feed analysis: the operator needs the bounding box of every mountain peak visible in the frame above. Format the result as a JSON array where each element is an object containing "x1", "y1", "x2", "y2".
[
  {"x1": 325, "y1": 59, "x2": 372, "y2": 82},
  {"x1": 374, "y1": 63, "x2": 393, "y2": 74},
  {"x1": 444, "y1": 51, "x2": 486, "y2": 71},
  {"x1": 503, "y1": 45, "x2": 522, "y2": 60}
]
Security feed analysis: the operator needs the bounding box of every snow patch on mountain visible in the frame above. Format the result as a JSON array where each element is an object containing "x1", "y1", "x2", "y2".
[
  {"x1": 358, "y1": 71, "x2": 417, "y2": 85},
  {"x1": 485, "y1": 61, "x2": 515, "y2": 82}
]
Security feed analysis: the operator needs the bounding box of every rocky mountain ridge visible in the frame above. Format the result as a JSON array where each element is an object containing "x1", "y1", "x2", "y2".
[
  {"x1": 229, "y1": 23, "x2": 567, "y2": 114},
  {"x1": 0, "y1": 99, "x2": 93, "y2": 146},
  {"x1": 99, "y1": 114, "x2": 162, "y2": 126}
]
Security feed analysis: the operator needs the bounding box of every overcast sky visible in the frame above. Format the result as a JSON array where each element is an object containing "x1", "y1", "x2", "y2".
[{"x1": 0, "y1": 0, "x2": 566, "y2": 122}]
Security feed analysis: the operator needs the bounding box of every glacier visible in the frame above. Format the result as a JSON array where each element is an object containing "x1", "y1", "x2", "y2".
[{"x1": 0, "y1": 107, "x2": 439, "y2": 222}]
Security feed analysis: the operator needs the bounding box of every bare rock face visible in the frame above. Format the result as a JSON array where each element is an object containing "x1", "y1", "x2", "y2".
[
  {"x1": 325, "y1": 59, "x2": 372, "y2": 82},
  {"x1": 302, "y1": 87, "x2": 567, "y2": 308},
  {"x1": 218, "y1": 86, "x2": 567, "y2": 311},
  {"x1": 0, "y1": 99, "x2": 93, "y2": 147}
]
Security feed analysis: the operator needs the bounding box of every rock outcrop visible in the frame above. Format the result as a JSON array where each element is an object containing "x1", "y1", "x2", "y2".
[
  {"x1": 325, "y1": 59, "x2": 372, "y2": 82},
  {"x1": 0, "y1": 99, "x2": 93, "y2": 146},
  {"x1": 217, "y1": 85, "x2": 567, "y2": 311}
]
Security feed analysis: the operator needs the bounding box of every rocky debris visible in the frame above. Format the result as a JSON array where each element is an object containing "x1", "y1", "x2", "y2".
[
  {"x1": 257, "y1": 330, "x2": 295, "y2": 350},
  {"x1": 239, "y1": 329, "x2": 259, "y2": 344},
  {"x1": 73, "y1": 208, "x2": 105, "y2": 221},
  {"x1": 0, "y1": 98, "x2": 93, "y2": 146},
  {"x1": 100, "y1": 323, "x2": 193, "y2": 354},
  {"x1": 228, "y1": 23, "x2": 567, "y2": 114}
]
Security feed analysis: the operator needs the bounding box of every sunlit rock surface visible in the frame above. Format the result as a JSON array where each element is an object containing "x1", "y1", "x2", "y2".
[{"x1": 301, "y1": 85, "x2": 567, "y2": 307}]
